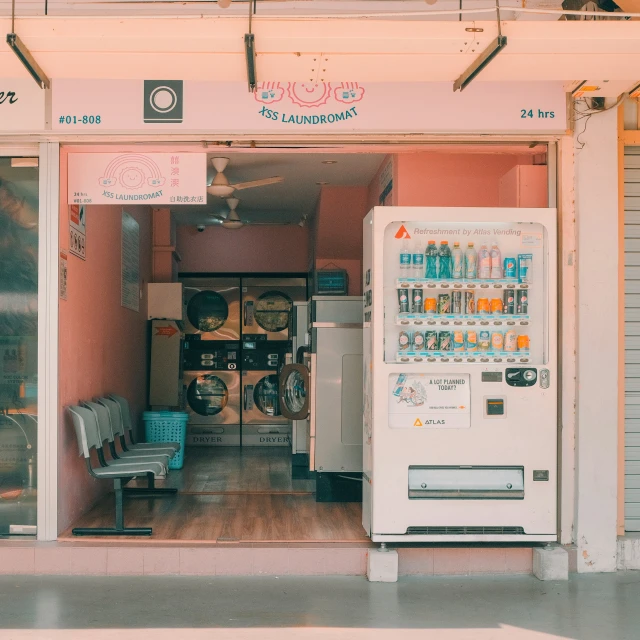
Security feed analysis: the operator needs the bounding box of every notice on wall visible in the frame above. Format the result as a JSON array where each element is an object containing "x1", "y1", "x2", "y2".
[
  {"x1": 378, "y1": 159, "x2": 393, "y2": 206},
  {"x1": 67, "y1": 152, "x2": 206, "y2": 205},
  {"x1": 59, "y1": 250, "x2": 68, "y2": 301},
  {"x1": 121, "y1": 212, "x2": 140, "y2": 312},
  {"x1": 68, "y1": 205, "x2": 86, "y2": 260},
  {"x1": 388, "y1": 373, "x2": 471, "y2": 429}
]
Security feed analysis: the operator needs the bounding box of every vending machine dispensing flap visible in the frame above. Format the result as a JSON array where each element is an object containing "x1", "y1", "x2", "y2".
[{"x1": 278, "y1": 363, "x2": 310, "y2": 420}]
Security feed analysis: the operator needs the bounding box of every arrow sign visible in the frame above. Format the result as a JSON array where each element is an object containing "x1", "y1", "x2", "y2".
[{"x1": 155, "y1": 325, "x2": 178, "y2": 338}]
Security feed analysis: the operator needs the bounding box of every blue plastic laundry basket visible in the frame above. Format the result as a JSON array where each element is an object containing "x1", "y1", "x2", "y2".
[{"x1": 142, "y1": 411, "x2": 188, "y2": 470}]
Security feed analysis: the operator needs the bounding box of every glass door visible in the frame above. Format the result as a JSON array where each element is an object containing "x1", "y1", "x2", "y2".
[
  {"x1": 0, "y1": 156, "x2": 39, "y2": 535},
  {"x1": 278, "y1": 363, "x2": 310, "y2": 421}
]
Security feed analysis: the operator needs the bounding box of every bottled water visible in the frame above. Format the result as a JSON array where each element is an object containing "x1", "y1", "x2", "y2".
[
  {"x1": 412, "y1": 242, "x2": 425, "y2": 278},
  {"x1": 438, "y1": 241, "x2": 452, "y2": 280},
  {"x1": 425, "y1": 241, "x2": 438, "y2": 280},
  {"x1": 400, "y1": 240, "x2": 411, "y2": 272},
  {"x1": 478, "y1": 244, "x2": 491, "y2": 279},
  {"x1": 490, "y1": 243, "x2": 503, "y2": 279},
  {"x1": 465, "y1": 242, "x2": 477, "y2": 279},
  {"x1": 451, "y1": 241, "x2": 464, "y2": 279}
]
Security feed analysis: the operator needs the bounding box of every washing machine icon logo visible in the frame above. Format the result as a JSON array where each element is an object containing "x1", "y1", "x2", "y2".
[
  {"x1": 99, "y1": 154, "x2": 166, "y2": 189},
  {"x1": 144, "y1": 80, "x2": 183, "y2": 123}
]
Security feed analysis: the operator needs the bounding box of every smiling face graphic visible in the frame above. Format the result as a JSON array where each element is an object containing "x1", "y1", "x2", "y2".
[
  {"x1": 287, "y1": 82, "x2": 332, "y2": 108},
  {"x1": 119, "y1": 166, "x2": 146, "y2": 190}
]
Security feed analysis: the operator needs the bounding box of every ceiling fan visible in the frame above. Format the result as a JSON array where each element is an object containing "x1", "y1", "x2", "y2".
[
  {"x1": 207, "y1": 157, "x2": 284, "y2": 198},
  {"x1": 210, "y1": 198, "x2": 304, "y2": 230}
]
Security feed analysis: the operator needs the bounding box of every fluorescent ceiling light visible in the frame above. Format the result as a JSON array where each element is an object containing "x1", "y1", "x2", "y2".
[
  {"x1": 453, "y1": 35, "x2": 507, "y2": 92},
  {"x1": 6, "y1": 33, "x2": 50, "y2": 89}
]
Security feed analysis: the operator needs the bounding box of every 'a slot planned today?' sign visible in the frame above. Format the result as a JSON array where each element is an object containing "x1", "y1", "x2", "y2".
[
  {"x1": 389, "y1": 373, "x2": 471, "y2": 429},
  {"x1": 68, "y1": 153, "x2": 207, "y2": 205}
]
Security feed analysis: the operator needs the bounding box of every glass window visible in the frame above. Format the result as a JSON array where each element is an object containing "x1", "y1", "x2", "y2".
[{"x1": 0, "y1": 157, "x2": 39, "y2": 536}]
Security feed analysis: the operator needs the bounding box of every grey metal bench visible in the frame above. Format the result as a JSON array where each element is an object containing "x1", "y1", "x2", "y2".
[{"x1": 68, "y1": 405, "x2": 170, "y2": 536}]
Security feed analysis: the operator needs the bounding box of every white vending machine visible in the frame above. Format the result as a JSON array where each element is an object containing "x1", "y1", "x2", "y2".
[{"x1": 362, "y1": 207, "x2": 557, "y2": 543}]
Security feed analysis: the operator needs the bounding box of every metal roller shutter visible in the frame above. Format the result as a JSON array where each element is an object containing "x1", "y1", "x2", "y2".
[{"x1": 625, "y1": 146, "x2": 640, "y2": 532}]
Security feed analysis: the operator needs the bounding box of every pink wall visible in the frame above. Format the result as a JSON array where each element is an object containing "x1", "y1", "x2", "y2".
[
  {"x1": 313, "y1": 186, "x2": 369, "y2": 295},
  {"x1": 367, "y1": 155, "x2": 397, "y2": 211},
  {"x1": 395, "y1": 152, "x2": 537, "y2": 207},
  {"x1": 177, "y1": 224, "x2": 309, "y2": 273},
  {"x1": 58, "y1": 151, "x2": 152, "y2": 533}
]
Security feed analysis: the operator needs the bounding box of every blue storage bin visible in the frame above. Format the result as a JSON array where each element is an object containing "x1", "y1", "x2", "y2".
[{"x1": 142, "y1": 411, "x2": 188, "y2": 470}]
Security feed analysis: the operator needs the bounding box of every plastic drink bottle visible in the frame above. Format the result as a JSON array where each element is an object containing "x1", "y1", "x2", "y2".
[
  {"x1": 451, "y1": 242, "x2": 464, "y2": 279},
  {"x1": 490, "y1": 243, "x2": 503, "y2": 279},
  {"x1": 465, "y1": 242, "x2": 477, "y2": 279},
  {"x1": 438, "y1": 241, "x2": 452, "y2": 279},
  {"x1": 425, "y1": 241, "x2": 438, "y2": 280},
  {"x1": 478, "y1": 244, "x2": 491, "y2": 279},
  {"x1": 412, "y1": 242, "x2": 425, "y2": 278},
  {"x1": 400, "y1": 240, "x2": 411, "y2": 272}
]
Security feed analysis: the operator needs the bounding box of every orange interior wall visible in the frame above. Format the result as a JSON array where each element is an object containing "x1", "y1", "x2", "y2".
[
  {"x1": 314, "y1": 185, "x2": 369, "y2": 295},
  {"x1": 395, "y1": 152, "x2": 536, "y2": 207},
  {"x1": 176, "y1": 224, "x2": 310, "y2": 273},
  {"x1": 58, "y1": 152, "x2": 153, "y2": 533}
]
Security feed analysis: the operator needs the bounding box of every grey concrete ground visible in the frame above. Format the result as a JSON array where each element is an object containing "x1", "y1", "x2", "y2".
[{"x1": 0, "y1": 573, "x2": 638, "y2": 640}]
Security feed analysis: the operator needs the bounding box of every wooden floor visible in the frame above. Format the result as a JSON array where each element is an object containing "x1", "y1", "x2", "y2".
[{"x1": 60, "y1": 447, "x2": 367, "y2": 543}]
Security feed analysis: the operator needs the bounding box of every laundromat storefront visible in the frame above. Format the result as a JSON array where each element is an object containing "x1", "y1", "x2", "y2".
[{"x1": 54, "y1": 78, "x2": 569, "y2": 551}]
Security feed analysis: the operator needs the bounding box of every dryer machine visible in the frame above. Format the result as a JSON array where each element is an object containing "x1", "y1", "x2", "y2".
[
  {"x1": 184, "y1": 341, "x2": 241, "y2": 447},
  {"x1": 241, "y1": 340, "x2": 291, "y2": 446},
  {"x1": 181, "y1": 277, "x2": 240, "y2": 341},
  {"x1": 242, "y1": 277, "x2": 307, "y2": 341}
]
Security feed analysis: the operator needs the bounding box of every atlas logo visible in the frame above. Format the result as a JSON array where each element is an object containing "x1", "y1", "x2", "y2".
[{"x1": 395, "y1": 225, "x2": 411, "y2": 240}]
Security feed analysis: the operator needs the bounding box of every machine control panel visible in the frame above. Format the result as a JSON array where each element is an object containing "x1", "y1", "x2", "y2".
[
  {"x1": 505, "y1": 368, "x2": 537, "y2": 387},
  {"x1": 242, "y1": 341, "x2": 290, "y2": 371},
  {"x1": 183, "y1": 339, "x2": 239, "y2": 371}
]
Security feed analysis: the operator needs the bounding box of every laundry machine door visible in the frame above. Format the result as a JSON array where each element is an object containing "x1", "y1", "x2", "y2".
[
  {"x1": 242, "y1": 371, "x2": 291, "y2": 446},
  {"x1": 278, "y1": 363, "x2": 310, "y2": 421},
  {"x1": 181, "y1": 278, "x2": 240, "y2": 340}
]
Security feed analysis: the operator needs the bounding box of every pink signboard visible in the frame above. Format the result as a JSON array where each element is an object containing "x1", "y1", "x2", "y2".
[
  {"x1": 67, "y1": 152, "x2": 207, "y2": 205},
  {"x1": 52, "y1": 80, "x2": 567, "y2": 134}
]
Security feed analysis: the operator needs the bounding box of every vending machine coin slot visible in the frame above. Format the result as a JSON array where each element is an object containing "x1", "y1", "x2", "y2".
[{"x1": 505, "y1": 368, "x2": 537, "y2": 387}]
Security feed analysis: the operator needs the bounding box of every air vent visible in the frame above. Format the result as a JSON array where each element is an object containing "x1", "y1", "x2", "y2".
[{"x1": 406, "y1": 526, "x2": 525, "y2": 536}]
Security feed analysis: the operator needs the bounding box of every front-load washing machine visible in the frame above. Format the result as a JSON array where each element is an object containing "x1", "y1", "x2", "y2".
[
  {"x1": 184, "y1": 342, "x2": 241, "y2": 447},
  {"x1": 242, "y1": 277, "x2": 307, "y2": 341},
  {"x1": 241, "y1": 341, "x2": 291, "y2": 446},
  {"x1": 181, "y1": 277, "x2": 240, "y2": 341}
]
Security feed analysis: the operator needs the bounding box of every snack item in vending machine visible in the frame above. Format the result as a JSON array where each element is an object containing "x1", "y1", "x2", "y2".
[
  {"x1": 424, "y1": 297, "x2": 437, "y2": 314},
  {"x1": 516, "y1": 289, "x2": 528, "y2": 315},
  {"x1": 477, "y1": 298, "x2": 490, "y2": 314},
  {"x1": 517, "y1": 334, "x2": 530, "y2": 351},
  {"x1": 426, "y1": 330, "x2": 438, "y2": 351},
  {"x1": 412, "y1": 289, "x2": 424, "y2": 313},
  {"x1": 518, "y1": 254, "x2": 533, "y2": 284},
  {"x1": 503, "y1": 290, "x2": 515, "y2": 314},
  {"x1": 504, "y1": 330, "x2": 518, "y2": 352},
  {"x1": 438, "y1": 331, "x2": 452, "y2": 352},
  {"x1": 413, "y1": 331, "x2": 425, "y2": 351},
  {"x1": 452, "y1": 242, "x2": 464, "y2": 279},
  {"x1": 503, "y1": 257, "x2": 517, "y2": 279},
  {"x1": 463, "y1": 291, "x2": 475, "y2": 315},
  {"x1": 490, "y1": 243, "x2": 503, "y2": 279},
  {"x1": 438, "y1": 241, "x2": 452, "y2": 279},
  {"x1": 478, "y1": 244, "x2": 491, "y2": 279},
  {"x1": 437, "y1": 293, "x2": 451, "y2": 314},
  {"x1": 398, "y1": 288, "x2": 409, "y2": 313},
  {"x1": 478, "y1": 330, "x2": 491, "y2": 351},
  {"x1": 399, "y1": 331, "x2": 411, "y2": 351},
  {"x1": 466, "y1": 331, "x2": 478, "y2": 351},
  {"x1": 491, "y1": 331, "x2": 504, "y2": 351},
  {"x1": 453, "y1": 331, "x2": 465, "y2": 352},
  {"x1": 452, "y1": 290, "x2": 462, "y2": 315},
  {"x1": 490, "y1": 298, "x2": 503, "y2": 314}
]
